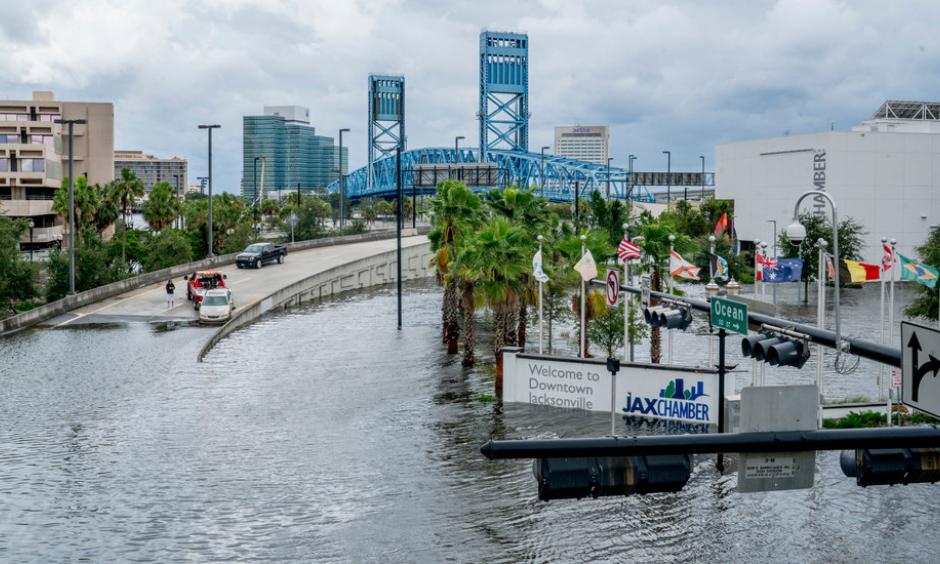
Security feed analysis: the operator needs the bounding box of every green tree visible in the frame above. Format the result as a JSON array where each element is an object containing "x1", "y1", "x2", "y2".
[
  {"x1": 427, "y1": 180, "x2": 482, "y2": 354},
  {"x1": 0, "y1": 216, "x2": 38, "y2": 314},
  {"x1": 46, "y1": 227, "x2": 122, "y2": 301},
  {"x1": 588, "y1": 302, "x2": 624, "y2": 358},
  {"x1": 110, "y1": 168, "x2": 145, "y2": 262},
  {"x1": 778, "y1": 212, "x2": 866, "y2": 302},
  {"x1": 904, "y1": 225, "x2": 940, "y2": 322},
  {"x1": 143, "y1": 229, "x2": 193, "y2": 271},
  {"x1": 53, "y1": 176, "x2": 101, "y2": 241},
  {"x1": 143, "y1": 181, "x2": 180, "y2": 233}
]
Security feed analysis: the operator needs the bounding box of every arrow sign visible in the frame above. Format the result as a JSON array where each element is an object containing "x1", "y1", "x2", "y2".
[
  {"x1": 901, "y1": 322, "x2": 940, "y2": 418},
  {"x1": 606, "y1": 270, "x2": 620, "y2": 306}
]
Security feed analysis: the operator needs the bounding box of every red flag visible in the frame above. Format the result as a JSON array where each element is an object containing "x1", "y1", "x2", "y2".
[
  {"x1": 882, "y1": 244, "x2": 894, "y2": 271},
  {"x1": 618, "y1": 238, "x2": 641, "y2": 262},
  {"x1": 714, "y1": 213, "x2": 729, "y2": 236}
]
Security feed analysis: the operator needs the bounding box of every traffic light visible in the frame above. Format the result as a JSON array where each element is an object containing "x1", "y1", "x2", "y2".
[
  {"x1": 742, "y1": 328, "x2": 810, "y2": 368},
  {"x1": 642, "y1": 304, "x2": 692, "y2": 331},
  {"x1": 533, "y1": 455, "x2": 692, "y2": 501},
  {"x1": 840, "y1": 448, "x2": 940, "y2": 487}
]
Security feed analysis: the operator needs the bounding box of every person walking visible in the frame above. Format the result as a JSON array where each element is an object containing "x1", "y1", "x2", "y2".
[{"x1": 166, "y1": 279, "x2": 176, "y2": 309}]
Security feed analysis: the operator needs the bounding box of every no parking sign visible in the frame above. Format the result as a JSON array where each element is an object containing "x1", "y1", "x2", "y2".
[{"x1": 606, "y1": 269, "x2": 620, "y2": 306}]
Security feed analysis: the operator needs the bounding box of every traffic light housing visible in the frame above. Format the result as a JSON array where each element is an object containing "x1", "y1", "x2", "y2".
[
  {"x1": 642, "y1": 305, "x2": 692, "y2": 331},
  {"x1": 533, "y1": 455, "x2": 692, "y2": 501},
  {"x1": 742, "y1": 330, "x2": 810, "y2": 368},
  {"x1": 840, "y1": 448, "x2": 940, "y2": 487}
]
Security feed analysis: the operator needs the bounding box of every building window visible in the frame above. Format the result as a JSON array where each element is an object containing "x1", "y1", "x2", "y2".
[
  {"x1": 30, "y1": 135, "x2": 54, "y2": 146},
  {"x1": 19, "y1": 158, "x2": 45, "y2": 172},
  {"x1": 37, "y1": 114, "x2": 61, "y2": 122},
  {"x1": 0, "y1": 134, "x2": 16, "y2": 143}
]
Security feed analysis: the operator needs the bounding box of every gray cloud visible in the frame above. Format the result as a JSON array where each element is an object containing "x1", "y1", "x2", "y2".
[{"x1": 1, "y1": 0, "x2": 938, "y2": 192}]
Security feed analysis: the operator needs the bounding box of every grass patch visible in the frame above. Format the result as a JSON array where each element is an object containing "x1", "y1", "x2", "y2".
[
  {"x1": 823, "y1": 410, "x2": 940, "y2": 429},
  {"x1": 474, "y1": 394, "x2": 496, "y2": 403}
]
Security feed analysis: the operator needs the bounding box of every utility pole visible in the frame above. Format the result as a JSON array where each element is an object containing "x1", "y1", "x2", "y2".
[
  {"x1": 55, "y1": 118, "x2": 86, "y2": 295},
  {"x1": 663, "y1": 150, "x2": 671, "y2": 207},
  {"x1": 396, "y1": 146, "x2": 403, "y2": 330},
  {"x1": 198, "y1": 124, "x2": 221, "y2": 257},
  {"x1": 338, "y1": 128, "x2": 350, "y2": 232}
]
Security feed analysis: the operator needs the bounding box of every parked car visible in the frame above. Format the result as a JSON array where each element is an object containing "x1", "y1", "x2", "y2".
[
  {"x1": 236, "y1": 243, "x2": 287, "y2": 269},
  {"x1": 198, "y1": 288, "x2": 235, "y2": 324},
  {"x1": 185, "y1": 270, "x2": 227, "y2": 309}
]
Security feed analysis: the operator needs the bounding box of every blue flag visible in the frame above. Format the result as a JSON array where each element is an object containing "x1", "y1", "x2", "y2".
[{"x1": 763, "y1": 258, "x2": 803, "y2": 283}]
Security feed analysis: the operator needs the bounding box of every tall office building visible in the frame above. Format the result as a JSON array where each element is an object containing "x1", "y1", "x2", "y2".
[
  {"x1": 241, "y1": 105, "x2": 346, "y2": 202},
  {"x1": 0, "y1": 91, "x2": 113, "y2": 249},
  {"x1": 554, "y1": 125, "x2": 609, "y2": 164},
  {"x1": 114, "y1": 150, "x2": 187, "y2": 194}
]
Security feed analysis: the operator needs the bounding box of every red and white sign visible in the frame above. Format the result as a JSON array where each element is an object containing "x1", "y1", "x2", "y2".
[{"x1": 606, "y1": 270, "x2": 620, "y2": 306}]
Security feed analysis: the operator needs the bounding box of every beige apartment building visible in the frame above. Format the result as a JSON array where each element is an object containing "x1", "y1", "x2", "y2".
[
  {"x1": 554, "y1": 125, "x2": 609, "y2": 165},
  {"x1": 114, "y1": 150, "x2": 188, "y2": 195},
  {"x1": 0, "y1": 91, "x2": 114, "y2": 248}
]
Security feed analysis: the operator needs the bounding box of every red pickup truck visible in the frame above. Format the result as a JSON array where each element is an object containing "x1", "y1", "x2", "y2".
[{"x1": 185, "y1": 270, "x2": 228, "y2": 309}]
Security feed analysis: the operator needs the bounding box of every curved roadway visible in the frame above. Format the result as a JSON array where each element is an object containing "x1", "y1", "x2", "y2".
[{"x1": 45, "y1": 235, "x2": 429, "y2": 328}]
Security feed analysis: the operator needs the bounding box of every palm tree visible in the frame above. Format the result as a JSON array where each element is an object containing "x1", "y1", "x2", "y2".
[
  {"x1": 427, "y1": 180, "x2": 482, "y2": 354},
  {"x1": 53, "y1": 176, "x2": 100, "y2": 243},
  {"x1": 110, "y1": 168, "x2": 144, "y2": 262},
  {"x1": 143, "y1": 181, "x2": 180, "y2": 233},
  {"x1": 634, "y1": 214, "x2": 692, "y2": 363}
]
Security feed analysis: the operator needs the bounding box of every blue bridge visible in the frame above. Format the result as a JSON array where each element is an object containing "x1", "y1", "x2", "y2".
[{"x1": 326, "y1": 31, "x2": 711, "y2": 203}]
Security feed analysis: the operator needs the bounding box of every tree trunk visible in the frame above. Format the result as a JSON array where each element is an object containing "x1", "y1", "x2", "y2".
[
  {"x1": 517, "y1": 299, "x2": 527, "y2": 351},
  {"x1": 443, "y1": 280, "x2": 460, "y2": 353},
  {"x1": 650, "y1": 269, "x2": 662, "y2": 364},
  {"x1": 494, "y1": 302, "x2": 510, "y2": 394},
  {"x1": 461, "y1": 281, "x2": 475, "y2": 366},
  {"x1": 506, "y1": 299, "x2": 519, "y2": 347},
  {"x1": 121, "y1": 203, "x2": 127, "y2": 264}
]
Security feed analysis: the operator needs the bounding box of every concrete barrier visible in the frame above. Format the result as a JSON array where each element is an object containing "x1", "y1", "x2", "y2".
[
  {"x1": 197, "y1": 240, "x2": 434, "y2": 362},
  {"x1": 0, "y1": 227, "x2": 430, "y2": 336}
]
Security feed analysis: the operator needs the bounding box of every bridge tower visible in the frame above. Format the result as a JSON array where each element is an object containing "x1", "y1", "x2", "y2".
[
  {"x1": 478, "y1": 31, "x2": 529, "y2": 162},
  {"x1": 368, "y1": 74, "x2": 406, "y2": 192}
]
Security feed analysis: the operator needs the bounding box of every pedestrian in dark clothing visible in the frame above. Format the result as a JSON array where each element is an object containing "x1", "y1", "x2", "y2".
[{"x1": 166, "y1": 279, "x2": 176, "y2": 308}]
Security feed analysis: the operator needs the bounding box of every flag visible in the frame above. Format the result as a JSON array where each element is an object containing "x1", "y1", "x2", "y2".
[
  {"x1": 755, "y1": 254, "x2": 777, "y2": 281},
  {"x1": 670, "y1": 250, "x2": 701, "y2": 280},
  {"x1": 532, "y1": 249, "x2": 549, "y2": 283},
  {"x1": 574, "y1": 250, "x2": 598, "y2": 282},
  {"x1": 710, "y1": 254, "x2": 729, "y2": 281},
  {"x1": 714, "y1": 213, "x2": 730, "y2": 236},
  {"x1": 825, "y1": 253, "x2": 836, "y2": 281},
  {"x1": 763, "y1": 258, "x2": 803, "y2": 283},
  {"x1": 840, "y1": 259, "x2": 881, "y2": 283},
  {"x1": 882, "y1": 244, "x2": 894, "y2": 272},
  {"x1": 618, "y1": 238, "x2": 641, "y2": 262},
  {"x1": 899, "y1": 254, "x2": 939, "y2": 288}
]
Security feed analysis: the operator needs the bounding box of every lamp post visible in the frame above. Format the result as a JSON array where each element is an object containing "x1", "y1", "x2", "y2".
[
  {"x1": 662, "y1": 150, "x2": 671, "y2": 207},
  {"x1": 787, "y1": 190, "x2": 845, "y2": 362},
  {"x1": 540, "y1": 146, "x2": 550, "y2": 197},
  {"x1": 197, "y1": 124, "x2": 220, "y2": 257},
  {"x1": 699, "y1": 155, "x2": 706, "y2": 200},
  {"x1": 28, "y1": 219, "x2": 34, "y2": 262},
  {"x1": 767, "y1": 219, "x2": 778, "y2": 304},
  {"x1": 628, "y1": 154, "x2": 636, "y2": 201},
  {"x1": 54, "y1": 117, "x2": 86, "y2": 294},
  {"x1": 253, "y1": 156, "x2": 262, "y2": 232},
  {"x1": 455, "y1": 135, "x2": 465, "y2": 163},
  {"x1": 606, "y1": 157, "x2": 613, "y2": 200},
  {"x1": 667, "y1": 233, "x2": 676, "y2": 364},
  {"x1": 628, "y1": 233, "x2": 645, "y2": 363},
  {"x1": 173, "y1": 173, "x2": 181, "y2": 229},
  {"x1": 338, "y1": 128, "x2": 350, "y2": 232}
]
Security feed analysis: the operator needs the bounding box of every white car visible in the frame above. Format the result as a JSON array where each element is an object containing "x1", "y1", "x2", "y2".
[{"x1": 198, "y1": 288, "x2": 235, "y2": 324}]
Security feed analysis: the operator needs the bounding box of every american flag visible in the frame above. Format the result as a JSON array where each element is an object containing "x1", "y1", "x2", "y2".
[{"x1": 618, "y1": 238, "x2": 641, "y2": 262}]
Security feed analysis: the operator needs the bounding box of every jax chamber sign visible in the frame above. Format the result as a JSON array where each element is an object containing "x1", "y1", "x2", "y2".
[{"x1": 501, "y1": 349, "x2": 720, "y2": 425}]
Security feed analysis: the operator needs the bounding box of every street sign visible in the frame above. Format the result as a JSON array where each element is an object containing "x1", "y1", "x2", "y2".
[
  {"x1": 710, "y1": 296, "x2": 748, "y2": 335},
  {"x1": 640, "y1": 275, "x2": 651, "y2": 308},
  {"x1": 901, "y1": 322, "x2": 940, "y2": 418},
  {"x1": 606, "y1": 270, "x2": 620, "y2": 306}
]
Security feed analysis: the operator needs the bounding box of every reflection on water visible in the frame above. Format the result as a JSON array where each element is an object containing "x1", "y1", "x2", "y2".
[{"x1": 1, "y1": 280, "x2": 938, "y2": 562}]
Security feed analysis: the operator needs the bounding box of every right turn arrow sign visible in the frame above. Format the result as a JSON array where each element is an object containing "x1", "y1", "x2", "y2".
[{"x1": 902, "y1": 322, "x2": 940, "y2": 417}]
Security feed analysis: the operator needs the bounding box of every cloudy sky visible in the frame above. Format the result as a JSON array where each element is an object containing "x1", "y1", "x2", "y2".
[{"x1": 1, "y1": 0, "x2": 938, "y2": 193}]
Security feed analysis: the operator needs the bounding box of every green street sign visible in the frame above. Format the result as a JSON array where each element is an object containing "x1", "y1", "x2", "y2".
[{"x1": 711, "y1": 296, "x2": 748, "y2": 335}]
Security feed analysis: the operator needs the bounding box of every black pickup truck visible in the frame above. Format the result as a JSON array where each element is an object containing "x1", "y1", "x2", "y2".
[{"x1": 235, "y1": 243, "x2": 287, "y2": 269}]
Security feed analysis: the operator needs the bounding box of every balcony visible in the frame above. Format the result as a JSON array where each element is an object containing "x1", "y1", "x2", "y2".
[
  {"x1": 0, "y1": 198, "x2": 54, "y2": 217},
  {"x1": 21, "y1": 224, "x2": 64, "y2": 245}
]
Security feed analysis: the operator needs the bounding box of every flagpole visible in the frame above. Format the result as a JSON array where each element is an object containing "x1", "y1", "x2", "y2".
[
  {"x1": 580, "y1": 235, "x2": 587, "y2": 359},
  {"x1": 879, "y1": 237, "x2": 887, "y2": 406},
  {"x1": 538, "y1": 235, "x2": 544, "y2": 355},
  {"x1": 668, "y1": 234, "x2": 675, "y2": 365},
  {"x1": 816, "y1": 239, "x2": 827, "y2": 428},
  {"x1": 889, "y1": 238, "x2": 897, "y2": 425},
  {"x1": 755, "y1": 240, "x2": 762, "y2": 298},
  {"x1": 622, "y1": 223, "x2": 630, "y2": 363}
]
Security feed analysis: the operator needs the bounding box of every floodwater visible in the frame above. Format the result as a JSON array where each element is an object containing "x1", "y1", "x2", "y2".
[{"x1": 1, "y1": 280, "x2": 937, "y2": 562}]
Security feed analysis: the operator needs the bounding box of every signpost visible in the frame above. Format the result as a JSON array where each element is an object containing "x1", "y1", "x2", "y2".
[
  {"x1": 640, "y1": 275, "x2": 651, "y2": 309},
  {"x1": 710, "y1": 296, "x2": 748, "y2": 335},
  {"x1": 901, "y1": 321, "x2": 940, "y2": 418},
  {"x1": 605, "y1": 269, "x2": 620, "y2": 306}
]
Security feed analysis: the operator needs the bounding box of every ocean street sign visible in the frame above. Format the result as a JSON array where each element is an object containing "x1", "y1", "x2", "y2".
[
  {"x1": 901, "y1": 322, "x2": 940, "y2": 418},
  {"x1": 710, "y1": 296, "x2": 748, "y2": 335}
]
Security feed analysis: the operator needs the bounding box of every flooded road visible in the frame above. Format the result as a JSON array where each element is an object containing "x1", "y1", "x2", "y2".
[{"x1": 1, "y1": 281, "x2": 937, "y2": 562}]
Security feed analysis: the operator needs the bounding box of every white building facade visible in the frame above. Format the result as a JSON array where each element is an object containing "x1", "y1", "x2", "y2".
[
  {"x1": 715, "y1": 101, "x2": 940, "y2": 259},
  {"x1": 554, "y1": 125, "x2": 608, "y2": 164}
]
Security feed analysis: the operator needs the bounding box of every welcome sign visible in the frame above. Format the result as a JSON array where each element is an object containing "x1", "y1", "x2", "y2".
[{"x1": 502, "y1": 349, "x2": 721, "y2": 425}]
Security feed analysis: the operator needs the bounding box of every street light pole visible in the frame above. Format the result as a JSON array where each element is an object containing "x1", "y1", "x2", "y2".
[
  {"x1": 253, "y1": 156, "x2": 261, "y2": 233},
  {"x1": 662, "y1": 150, "x2": 671, "y2": 207},
  {"x1": 606, "y1": 157, "x2": 613, "y2": 200},
  {"x1": 767, "y1": 219, "x2": 778, "y2": 305},
  {"x1": 540, "y1": 146, "x2": 550, "y2": 198},
  {"x1": 173, "y1": 173, "x2": 181, "y2": 229},
  {"x1": 455, "y1": 135, "x2": 465, "y2": 163},
  {"x1": 699, "y1": 155, "x2": 706, "y2": 200},
  {"x1": 628, "y1": 154, "x2": 636, "y2": 202},
  {"x1": 28, "y1": 219, "x2": 34, "y2": 262},
  {"x1": 338, "y1": 128, "x2": 350, "y2": 232},
  {"x1": 55, "y1": 118, "x2": 86, "y2": 295},
  {"x1": 198, "y1": 124, "x2": 220, "y2": 257}
]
